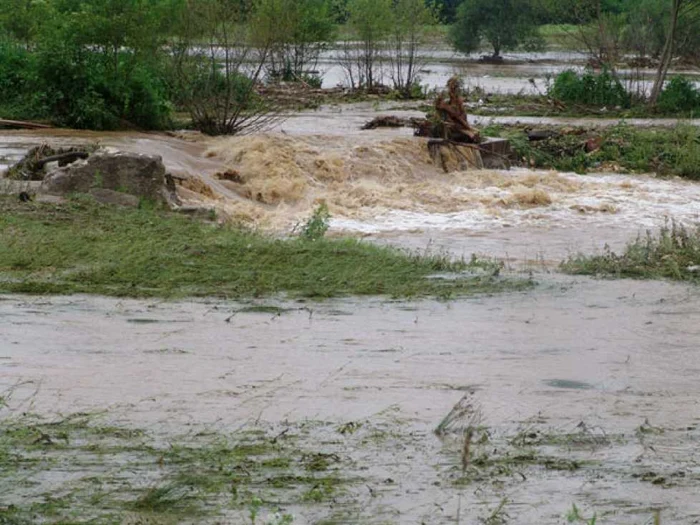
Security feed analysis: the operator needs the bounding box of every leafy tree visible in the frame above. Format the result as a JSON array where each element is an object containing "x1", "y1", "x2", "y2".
[
  {"x1": 426, "y1": 0, "x2": 461, "y2": 23},
  {"x1": 388, "y1": 0, "x2": 438, "y2": 97},
  {"x1": 651, "y1": 0, "x2": 700, "y2": 104},
  {"x1": 251, "y1": 0, "x2": 335, "y2": 82},
  {"x1": 339, "y1": 0, "x2": 392, "y2": 89},
  {"x1": 0, "y1": 0, "x2": 48, "y2": 44},
  {"x1": 450, "y1": 0, "x2": 542, "y2": 58},
  {"x1": 171, "y1": 0, "x2": 277, "y2": 135}
]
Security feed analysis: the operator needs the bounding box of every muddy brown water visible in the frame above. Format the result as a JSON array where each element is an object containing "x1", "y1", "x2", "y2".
[
  {"x1": 2, "y1": 97, "x2": 700, "y2": 521},
  {"x1": 2, "y1": 277, "x2": 700, "y2": 523}
]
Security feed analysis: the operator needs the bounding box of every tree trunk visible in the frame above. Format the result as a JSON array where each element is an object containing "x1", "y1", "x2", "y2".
[{"x1": 650, "y1": 0, "x2": 683, "y2": 105}]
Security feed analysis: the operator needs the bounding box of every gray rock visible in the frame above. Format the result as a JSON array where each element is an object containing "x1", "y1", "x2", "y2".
[
  {"x1": 42, "y1": 151, "x2": 166, "y2": 202},
  {"x1": 89, "y1": 188, "x2": 140, "y2": 208}
]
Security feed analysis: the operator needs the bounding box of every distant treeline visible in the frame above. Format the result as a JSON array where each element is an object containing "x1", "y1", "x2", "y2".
[{"x1": 0, "y1": 0, "x2": 697, "y2": 132}]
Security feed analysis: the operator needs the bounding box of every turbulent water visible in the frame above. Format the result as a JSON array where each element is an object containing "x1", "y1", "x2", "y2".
[
  {"x1": 2, "y1": 115, "x2": 700, "y2": 262},
  {"x1": 3, "y1": 58, "x2": 700, "y2": 521}
]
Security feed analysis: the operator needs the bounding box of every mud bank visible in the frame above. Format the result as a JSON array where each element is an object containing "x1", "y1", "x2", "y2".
[{"x1": 2, "y1": 277, "x2": 700, "y2": 523}]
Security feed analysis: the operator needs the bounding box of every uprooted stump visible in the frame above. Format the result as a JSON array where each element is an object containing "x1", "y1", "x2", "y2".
[
  {"x1": 7, "y1": 144, "x2": 96, "y2": 181},
  {"x1": 419, "y1": 77, "x2": 481, "y2": 144}
]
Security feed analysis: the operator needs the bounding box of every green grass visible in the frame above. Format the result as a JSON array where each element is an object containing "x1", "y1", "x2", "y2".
[
  {"x1": 563, "y1": 222, "x2": 700, "y2": 282},
  {"x1": 485, "y1": 123, "x2": 700, "y2": 179},
  {"x1": 0, "y1": 196, "x2": 528, "y2": 299}
]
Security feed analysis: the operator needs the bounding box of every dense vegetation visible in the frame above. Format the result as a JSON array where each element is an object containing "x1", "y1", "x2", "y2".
[
  {"x1": 485, "y1": 123, "x2": 700, "y2": 179},
  {"x1": 563, "y1": 222, "x2": 700, "y2": 283},
  {"x1": 1, "y1": 0, "x2": 699, "y2": 131}
]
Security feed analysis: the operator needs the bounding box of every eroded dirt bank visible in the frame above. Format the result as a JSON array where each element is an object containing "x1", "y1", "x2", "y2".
[{"x1": 2, "y1": 277, "x2": 700, "y2": 523}]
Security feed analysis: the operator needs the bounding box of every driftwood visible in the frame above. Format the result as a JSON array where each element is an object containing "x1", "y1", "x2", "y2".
[
  {"x1": 433, "y1": 77, "x2": 481, "y2": 143},
  {"x1": 35, "y1": 151, "x2": 90, "y2": 169},
  {"x1": 0, "y1": 119, "x2": 52, "y2": 130},
  {"x1": 527, "y1": 130, "x2": 560, "y2": 142},
  {"x1": 361, "y1": 115, "x2": 428, "y2": 130}
]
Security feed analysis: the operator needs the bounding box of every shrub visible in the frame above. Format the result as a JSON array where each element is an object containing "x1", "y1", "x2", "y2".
[
  {"x1": 0, "y1": 40, "x2": 43, "y2": 119},
  {"x1": 300, "y1": 204, "x2": 331, "y2": 241},
  {"x1": 549, "y1": 68, "x2": 631, "y2": 108},
  {"x1": 657, "y1": 76, "x2": 700, "y2": 114}
]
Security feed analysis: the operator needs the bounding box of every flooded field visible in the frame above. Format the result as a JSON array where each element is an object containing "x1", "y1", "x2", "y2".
[
  {"x1": 316, "y1": 48, "x2": 700, "y2": 94},
  {"x1": 2, "y1": 51, "x2": 700, "y2": 522},
  {"x1": 3, "y1": 278, "x2": 700, "y2": 523}
]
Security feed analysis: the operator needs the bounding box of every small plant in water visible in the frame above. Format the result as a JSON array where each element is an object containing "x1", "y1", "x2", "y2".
[
  {"x1": 567, "y1": 503, "x2": 597, "y2": 524},
  {"x1": 249, "y1": 497, "x2": 294, "y2": 525},
  {"x1": 299, "y1": 203, "x2": 330, "y2": 241}
]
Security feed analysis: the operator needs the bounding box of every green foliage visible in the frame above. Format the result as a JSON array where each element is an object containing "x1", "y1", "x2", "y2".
[
  {"x1": 300, "y1": 203, "x2": 331, "y2": 241},
  {"x1": 658, "y1": 76, "x2": 700, "y2": 114},
  {"x1": 563, "y1": 221, "x2": 700, "y2": 283},
  {"x1": 0, "y1": 0, "x2": 174, "y2": 130},
  {"x1": 450, "y1": 0, "x2": 543, "y2": 58},
  {"x1": 0, "y1": 39, "x2": 41, "y2": 120},
  {"x1": 548, "y1": 69, "x2": 631, "y2": 108},
  {"x1": 347, "y1": 0, "x2": 392, "y2": 42},
  {"x1": 506, "y1": 123, "x2": 700, "y2": 179}
]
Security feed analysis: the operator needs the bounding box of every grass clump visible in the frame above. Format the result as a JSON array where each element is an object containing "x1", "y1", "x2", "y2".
[
  {"x1": 658, "y1": 76, "x2": 700, "y2": 114},
  {"x1": 0, "y1": 196, "x2": 528, "y2": 299},
  {"x1": 563, "y1": 222, "x2": 700, "y2": 282}
]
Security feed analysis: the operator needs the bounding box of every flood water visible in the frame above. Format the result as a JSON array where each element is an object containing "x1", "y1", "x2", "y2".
[
  {"x1": 317, "y1": 47, "x2": 700, "y2": 94},
  {"x1": 3, "y1": 277, "x2": 700, "y2": 523},
  {"x1": 2, "y1": 53, "x2": 700, "y2": 522}
]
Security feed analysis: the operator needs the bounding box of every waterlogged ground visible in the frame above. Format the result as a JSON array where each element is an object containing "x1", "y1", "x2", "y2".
[
  {"x1": 2, "y1": 278, "x2": 700, "y2": 524},
  {"x1": 3, "y1": 60, "x2": 700, "y2": 521}
]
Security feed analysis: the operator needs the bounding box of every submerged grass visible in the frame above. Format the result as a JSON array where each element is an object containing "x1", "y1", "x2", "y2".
[
  {"x1": 0, "y1": 409, "x2": 355, "y2": 524},
  {"x1": 0, "y1": 196, "x2": 528, "y2": 299},
  {"x1": 563, "y1": 222, "x2": 700, "y2": 282}
]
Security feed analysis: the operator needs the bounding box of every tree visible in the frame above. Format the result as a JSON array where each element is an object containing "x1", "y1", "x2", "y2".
[
  {"x1": 450, "y1": 0, "x2": 542, "y2": 59},
  {"x1": 650, "y1": 0, "x2": 700, "y2": 105},
  {"x1": 171, "y1": 0, "x2": 277, "y2": 135},
  {"x1": 338, "y1": 0, "x2": 392, "y2": 90},
  {"x1": 388, "y1": 0, "x2": 438, "y2": 97},
  {"x1": 251, "y1": 0, "x2": 335, "y2": 82},
  {"x1": 426, "y1": 0, "x2": 461, "y2": 23}
]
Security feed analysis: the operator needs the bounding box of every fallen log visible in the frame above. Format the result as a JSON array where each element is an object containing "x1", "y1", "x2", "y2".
[
  {"x1": 527, "y1": 130, "x2": 560, "y2": 142},
  {"x1": 361, "y1": 115, "x2": 428, "y2": 130},
  {"x1": 0, "y1": 119, "x2": 52, "y2": 130},
  {"x1": 35, "y1": 151, "x2": 90, "y2": 169}
]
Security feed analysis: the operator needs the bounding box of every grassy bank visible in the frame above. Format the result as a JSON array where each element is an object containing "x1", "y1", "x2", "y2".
[
  {"x1": 0, "y1": 196, "x2": 527, "y2": 299},
  {"x1": 563, "y1": 222, "x2": 700, "y2": 283},
  {"x1": 484, "y1": 123, "x2": 700, "y2": 179}
]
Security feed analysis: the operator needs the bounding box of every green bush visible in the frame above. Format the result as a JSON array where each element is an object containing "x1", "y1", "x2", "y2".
[
  {"x1": 0, "y1": 34, "x2": 171, "y2": 130},
  {"x1": 549, "y1": 68, "x2": 631, "y2": 108},
  {"x1": 0, "y1": 40, "x2": 43, "y2": 119},
  {"x1": 657, "y1": 76, "x2": 700, "y2": 114}
]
